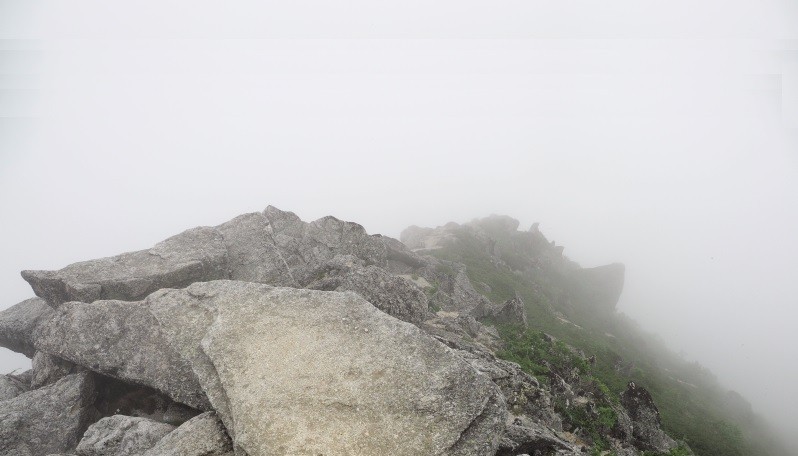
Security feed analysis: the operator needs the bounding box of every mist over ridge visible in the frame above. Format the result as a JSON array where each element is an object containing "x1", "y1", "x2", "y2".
[{"x1": 1, "y1": 1, "x2": 797, "y2": 454}]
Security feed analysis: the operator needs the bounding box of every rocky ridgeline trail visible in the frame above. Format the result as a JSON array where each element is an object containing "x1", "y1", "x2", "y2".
[{"x1": 0, "y1": 207, "x2": 685, "y2": 455}]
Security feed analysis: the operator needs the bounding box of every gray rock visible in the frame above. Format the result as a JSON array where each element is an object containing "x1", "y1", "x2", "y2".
[
  {"x1": 307, "y1": 258, "x2": 430, "y2": 324},
  {"x1": 143, "y1": 287, "x2": 235, "y2": 436},
  {"x1": 306, "y1": 215, "x2": 387, "y2": 267},
  {"x1": 0, "y1": 372, "x2": 98, "y2": 455},
  {"x1": 493, "y1": 296, "x2": 528, "y2": 328},
  {"x1": 0, "y1": 297, "x2": 52, "y2": 356},
  {"x1": 456, "y1": 314, "x2": 482, "y2": 338},
  {"x1": 439, "y1": 338, "x2": 562, "y2": 432},
  {"x1": 422, "y1": 312, "x2": 504, "y2": 354},
  {"x1": 75, "y1": 415, "x2": 175, "y2": 456},
  {"x1": 33, "y1": 300, "x2": 209, "y2": 410},
  {"x1": 620, "y1": 382, "x2": 676, "y2": 452},
  {"x1": 7, "y1": 368, "x2": 34, "y2": 386},
  {"x1": 142, "y1": 412, "x2": 233, "y2": 456},
  {"x1": 32, "y1": 351, "x2": 84, "y2": 388},
  {"x1": 428, "y1": 325, "x2": 573, "y2": 455},
  {"x1": 379, "y1": 235, "x2": 428, "y2": 273},
  {"x1": 22, "y1": 227, "x2": 230, "y2": 306},
  {"x1": 148, "y1": 280, "x2": 506, "y2": 456},
  {"x1": 264, "y1": 208, "x2": 389, "y2": 285},
  {"x1": 263, "y1": 205, "x2": 305, "y2": 237},
  {"x1": 496, "y1": 421, "x2": 575, "y2": 456},
  {"x1": 421, "y1": 260, "x2": 493, "y2": 315},
  {"x1": 19, "y1": 207, "x2": 406, "y2": 311},
  {"x1": 0, "y1": 374, "x2": 28, "y2": 401},
  {"x1": 216, "y1": 212, "x2": 296, "y2": 287},
  {"x1": 612, "y1": 404, "x2": 635, "y2": 445}
]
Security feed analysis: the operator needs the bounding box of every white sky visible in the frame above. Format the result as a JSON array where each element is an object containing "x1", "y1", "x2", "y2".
[{"x1": 2, "y1": 0, "x2": 797, "y2": 447}]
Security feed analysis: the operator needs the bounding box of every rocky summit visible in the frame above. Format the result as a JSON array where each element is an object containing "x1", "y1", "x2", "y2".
[{"x1": 0, "y1": 206, "x2": 688, "y2": 455}]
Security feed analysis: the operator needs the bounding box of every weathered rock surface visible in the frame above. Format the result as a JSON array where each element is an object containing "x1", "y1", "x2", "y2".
[
  {"x1": 4, "y1": 207, "x2": 688, "y2": 456},
  {"x1": 75, "y1": 415, "x2": 175, "y2": 456},
  {"x1": 7, "y1": 368, "x2": 34, "y2": 387},
  {"x1": 620, "y1": 382, "x2": 677, "y2": 452},
  {"x1": 307, "y1": 256, "x2": 430, "y2": 324},
  {"x1": 33, "y1": 300, "x2": 209, "y2": 410},
  {"x1": 142, "y1": 411, "x2": 233, "y2": 456},
  {"x1": 432, "y1": 331, "x2": 564, "y2": 433},
  {"x1": 493, "y1": 296, "x2": 528, "y2": 327},
  {"x1": 216, "y1": 212, "x2": 296, "y2": 287},
  {"x1": 0, "y1": 372, "x2": 97, "y2": 455},
  {"x1": 0, "y1": 374, "x2": 28, "y2": 401},
  {"x1": 419, "y1": 260, "x2": 494, "y2": 316},
  {"x1": 0, "y1": 297, "x2": 52, "y2": 356},
  {"x1": 496, "y1": 420, "x2": 575, "y2": 456},
  {"x1": 421, "y1": 312, "x2": 503, "y2": 353},
  {"x1": 263, "y1": 207, "x2": 389, "y2": 285},
  {"x1": 18, "y1": 206, "x2": 403, "y2": 309},
  {"x1": 380, "y1": 235, "x2": 428, "y2": 273},
  {"x1": 22, "y1": 227, "x2": 230, "y2": 307},
  {"x1": 148, "y1": 280, "x2": 506, "y2": 456},
  {"x1": 32, "y1": 351, "x2": 84, "y2": 388},
  {"x1": 16, "y1": 206, "x2": 445, "y2": 330}
]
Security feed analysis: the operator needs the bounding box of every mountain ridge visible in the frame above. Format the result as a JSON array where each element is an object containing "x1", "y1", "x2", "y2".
[{"x1": 0, "y1": 206, "x2": 787, "y2": 456}]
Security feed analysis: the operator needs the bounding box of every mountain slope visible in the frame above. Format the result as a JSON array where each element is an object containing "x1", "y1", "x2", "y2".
[{"x1": 402, "y1": 215, "x2": 789, "y2": 456}]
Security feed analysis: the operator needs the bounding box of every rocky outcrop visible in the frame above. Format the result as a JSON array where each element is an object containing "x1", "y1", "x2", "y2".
[
  {"x1": 149, "y1": 281, "x2": 506, "y2": 456},
  {"x1": 427, "y1": 322, "x2": 580, "y2": 454},
  {"x1": 620, "y1": 382, "x2": 677, "y2": 452},
  {"x1": 307, "y1": 256, "x2": 430, "y2": 324},
  {"x1": 216, "y1": 212, "x2": 297, "y2": 287},
  {"x1": 17, "y1": 206, "x2": 497, "y2": 326},
  {"x1": 0, "y1": 372, "x2": 97, "y2": 455},
  {"x1": 420, "y1": 260, "x2": 494, "y2": 316},
  {"x1": 380, "y1": 235, "x2": 429, "y2": 273},
  {"x1": 0, "y1": 206, "x2": 687, "y2": 456},
  {"x1": 20, "y1": 208, "x2": 391, "y2": 309},
  {"x1": 75, "y1": 415, "x2": 175, "y2": 455},
  {"x1": 496, "y1": 420, "x2": 574, "y2": 456},
  {"x1": 33, "y1": 299, "x2": 209, "y2": 410},
  {"x1": 263, "y1": 207, "x2": 389, "y2": 285},
  {"x1": 421, "y1": 312, "x2": 503, "y2": 353},
  {"x1": 22, "y1": 227, "x2": 229, "y2": 307},
  {"x1": 0, "y1": 297, "x2": 52, "y2": 356},
  {"x1": 142, "y1": 411, "x2": 233, "y2": 456},
  {"x1": 31, "y1": 351, "x2": 84, "y2": 388},
  {"x1": 492, "y1": 296, "x2": 528, "y2": 327},
  {"x1": 0, "y1": 374, "x2": 28, "y2": 401}
]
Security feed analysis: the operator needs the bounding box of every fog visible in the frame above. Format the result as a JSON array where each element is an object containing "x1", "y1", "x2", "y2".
[{"x1": 2, "y1": 0, "x2": 797, "y2": 450}]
